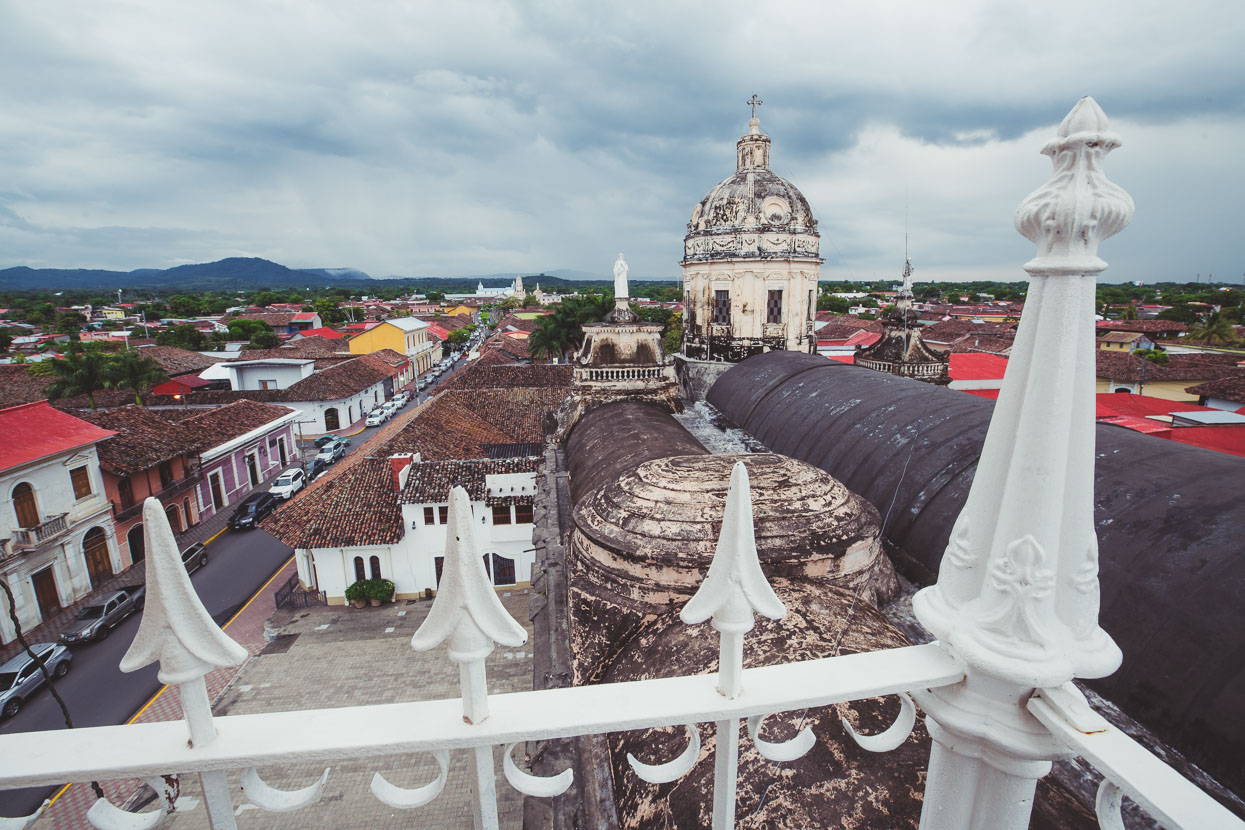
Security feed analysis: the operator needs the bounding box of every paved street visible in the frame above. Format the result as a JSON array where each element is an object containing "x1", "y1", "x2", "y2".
[{"x1": 0, "y1": 527, "x2": 294, "y2": 819}]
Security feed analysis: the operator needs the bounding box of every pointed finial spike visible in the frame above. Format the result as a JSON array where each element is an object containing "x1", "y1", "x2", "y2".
[
  {"x1": 682, "y1": 461, "x2": 786, "y2": 628},
  {"x1": 120, "y1": 498, "x2": 246, "y2": 684},
  {"x1": 412, "y1": 487, "x2": 526, "y2": 653}
]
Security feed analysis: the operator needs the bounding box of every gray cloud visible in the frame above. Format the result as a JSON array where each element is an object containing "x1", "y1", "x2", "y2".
[{"x1": 0, "y1": 0, "x2": 1242, "y2": 283}]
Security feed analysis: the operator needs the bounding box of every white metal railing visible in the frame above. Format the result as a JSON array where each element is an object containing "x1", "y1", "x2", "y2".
[
  {"x1": 0, "y1": 98, "x2": 1241, "y2": 830},
  {"x1": 575, "y1": 366, "x2": 673, "y2": 382}
]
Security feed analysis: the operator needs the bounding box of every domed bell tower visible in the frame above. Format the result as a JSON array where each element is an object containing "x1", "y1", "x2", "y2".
[{"x1": 681, "y1": 97, "x2": 822, "y2": 362}]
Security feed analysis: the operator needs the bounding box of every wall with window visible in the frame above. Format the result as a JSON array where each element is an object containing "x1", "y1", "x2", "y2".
[
  {"x1": 101, "y1": 452, "x2": 199, "y2": 569},
  {"x1": 0, "y1": 446, "x2": 117, "y2": 644},
  {"x1": 195, "y1": 420, "x2": 296, "y2": 521}
]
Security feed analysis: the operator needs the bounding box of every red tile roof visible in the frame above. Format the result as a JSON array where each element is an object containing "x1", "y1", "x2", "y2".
[
  {"x1": 1096, "y1": 320, "x2": 1187, "y2": 334},
  {"x1": 152, "y1": 376, "x2": 213, "y2": 395},
  {"x1": 948, "y1": 353, "x2": 1009, "y2": 382},
  {"x1": 135, "y1": 345, "x2": 226, "y2": 376},
  {"x1": 0, "y1": 402, "x2": 116, "y2": 472},
  {"x1": 297, "y1": 327, "x2": 343, "y2": 340},
  {"x1": 1097, "y1": 352, "x2": 1242, "y2": 383},
  {"x1": 400, "y1": 457, "x2": 538, "y2": 504},
  {"x1": 1094, "y1": 393, "x2": 1211, "y2": 420},
  {"x1": 264, "y1": 456, "x2": 405, "y2": 548},
  {"x1": 78, "y1": 405, "x2": 202, "y2": 474},
  {"x1": 178, "y1": 400, "x2": 293, "y2": 449},
  {"x1": 1185, "y1": 374, "x2": 1245, "y2": 404}
]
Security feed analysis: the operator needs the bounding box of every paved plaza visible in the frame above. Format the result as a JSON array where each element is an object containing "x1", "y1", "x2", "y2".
[{"x1": 154, "y1": 589, "x2": 535, "y2": 829}]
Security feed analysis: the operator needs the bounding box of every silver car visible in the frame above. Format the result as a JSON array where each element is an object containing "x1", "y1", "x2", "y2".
[{"x1": 0, "y1": 642, "x2": 72, "y2": 719}]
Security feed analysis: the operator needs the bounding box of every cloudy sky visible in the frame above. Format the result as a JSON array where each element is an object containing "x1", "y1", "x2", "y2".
[{"x1": 1, "y1": 1, "x2": 1242, "y2": 284}]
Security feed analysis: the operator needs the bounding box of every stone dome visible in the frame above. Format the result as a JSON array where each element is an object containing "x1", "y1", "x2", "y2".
[
  {"x1": 682, "y1": 117, "x2": 820, "y2": 264},
  {"x1": 573, "y1": 452, "x2": 883, "y2": 582}
]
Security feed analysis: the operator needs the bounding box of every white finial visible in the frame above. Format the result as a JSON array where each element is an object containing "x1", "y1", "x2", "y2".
[
  {"x1": 412, "y1": 486, "x2": 526, "y2": 723},
  {"x1": 682, "y1": 461, "x2": 785, "y2": 697},
  {"x1": 1014, "y1": 96, "x2": 1134, "y2": 276},
  {"x1": 120, "y1": 498, "x2": 247, "y2": 685},
  {"x1": 913, "y1": 98, "x2": 1129, "y2": 687}
]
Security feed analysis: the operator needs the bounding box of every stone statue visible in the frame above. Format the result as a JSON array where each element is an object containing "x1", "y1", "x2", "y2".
[{"x1": 613, "y1": 253, "x2": 629, "y2": 300}]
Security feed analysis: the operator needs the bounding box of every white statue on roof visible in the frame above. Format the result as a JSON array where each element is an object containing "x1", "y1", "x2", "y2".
[{"x1": 613, "y1": 253, "x2": 629, "y2": 301}]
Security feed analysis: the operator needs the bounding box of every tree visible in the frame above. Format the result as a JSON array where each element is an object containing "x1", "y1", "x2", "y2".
[
  {"x1": 447, "y1": 328, "x2": 471, "y2": 346},
  {"x1": 818, "y1": 295, "x2": 850, "y2": 313},
  {"x1": 44, "y1": 346, "x2": 110, "y2": 409},
  {"x1": 425, "y1": 290, "x2": 446, "y2": 303},
  {"x1": 499, "y1": 296, "x2": 521, "y2": 311},
  {"x1": 1117, "y1": 304, "x2": 1138, "y2": 321},
  {"x1": 663, "y1": 312, "x2": 683, "y2": 355},
  {"x1": 157, "y1": 324, "x2": 207, "y2": 351},
  {"x1": 1187, "y1": 314, "x2": 1237, "y2": 346},
  {"x1": 54, "y1": 312, "x2": 88, "y2": 336},
  {"x1": 104, "y1": 350, "x2": 170, "y2": 406},
  {"x1": 522, "y1": 293, "x2": 540, "y2": 308}
]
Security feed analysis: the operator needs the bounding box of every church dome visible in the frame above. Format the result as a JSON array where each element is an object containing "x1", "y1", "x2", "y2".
[{"x1": 683, "y1": 117, "x2": 820, "y2": 264}]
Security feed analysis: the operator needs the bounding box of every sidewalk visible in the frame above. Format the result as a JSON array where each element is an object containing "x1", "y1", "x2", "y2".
[
  {"x1": 0, "y1": 497, "x2": 239, "y2": 666},
  {"x1": 36, "y1": 558, "x2": 296, "y2": 830}
]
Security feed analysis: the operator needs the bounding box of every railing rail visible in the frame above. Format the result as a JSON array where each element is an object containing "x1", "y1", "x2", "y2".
[
  {"x1": 111, "y1": 473, "x2": 202, "y2": 522},
  {"x1": 12, "y1": 513, "x2": 69, "y2": 548}
]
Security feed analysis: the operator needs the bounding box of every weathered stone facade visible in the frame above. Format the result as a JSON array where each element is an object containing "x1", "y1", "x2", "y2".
[{"x1": 681, "y1": 115, "x2": 822, "y2": 362}]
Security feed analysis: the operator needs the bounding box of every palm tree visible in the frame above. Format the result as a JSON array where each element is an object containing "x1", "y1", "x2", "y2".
[
  {"x1": 44, "y1": 347, "x2": 111, "y2": 409},
  {"x1": 526, "y1": 320, "x2": 564, "y2": 361},
  {"x1": 104, "y1": 350, "x2": 170, "y2": 406},
  {"x1": 1187, "y1": 313, "x2": 1237, "y2": 346}
]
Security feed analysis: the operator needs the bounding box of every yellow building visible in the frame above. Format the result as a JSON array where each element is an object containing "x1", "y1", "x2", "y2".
[
  {"x1": 443, "y1": 304, "x2": 477, "y2": 318},
  {"x1": 348, "y1": 318, "x2": 439, "y2": 378},
  {"x1": 1097, "y1": 331, "x2": 1149, "y2": 352}
]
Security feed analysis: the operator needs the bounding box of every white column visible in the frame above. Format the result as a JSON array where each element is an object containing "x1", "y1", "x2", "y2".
[{"x1": 912, "y1": 98, "x2": 1134, "y2": 830}]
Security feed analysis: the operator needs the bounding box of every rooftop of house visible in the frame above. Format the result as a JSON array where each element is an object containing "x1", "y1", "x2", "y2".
[
  {"x1": 134, "y1": 345, "x2": 228, "y2": 376},
  {"x1": 921, "y1": 318, "x2": 1016, "y2": 344},
  {"x1": 1097, "y1": 331, "x2": 1147, "y2": 343},
  {"x1": 1186, "y1": 373, "x2": 1245, "y2": 404},
  {"x1": 438, "y1": 363, "x2": 572, "y2": 392},
  {"x1": 294, "y1": 327, "x2": 343, "y2": 340},
  {"x1": 400, "y1": 456, "x2": 539, "y2": 504},
  {"x1": 0, "y1": 401, "x2": 116, "y2": 473},
  {"x1": 223, "y1": 311, "x2": 304, "y2": 327},
  {"x1": 948, "y1": 352, "x2": 1009, "y2": 381},
  {"x1": 175, "y1": 399, "x2": 293, "y2": 449},
  {"x1": 77, "y1": 404, "x2": 203, "y2": 475},
  {"x1": 1096, "y1": 350, "x2": 1243, "y2": 382},
  {"x1": 377, "y1": 316, "x2": 429, "y2": 333},
  {"x1": 264, "y1": 455, "x2": 405, "y2": 549},
  {"x1": 1096, "y1": 319, "x2": 1188, "y2": 334},
  {"x1": 944, "y1": 334, "x2": 1016, "y2": 355}
]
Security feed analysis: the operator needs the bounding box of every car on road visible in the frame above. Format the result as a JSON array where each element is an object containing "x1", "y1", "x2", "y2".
[
  {"x1": 314, "y1": 441, "x2": 346, "y2": 466},
  {"x1": 228, "y1": 492, "x2": 279, "y2": 530},
  {"x1": 0, "y1": 643, "x2": 72, "y2": 719},
  {"x1": 382, "y1": 401, "x2": 400, "y2": 418},
  {"x1": 269, "y1": 468, "x2": 306, "y2": 500},
  {"x1": 365, "y1": 410, "x2": 387, "y2": 427},
  {"x1": 57, "y1": 586, "x2": 145, "y2": 645},
  {"x1": 181, "y1": 542, "x2": 209, "y2": 574},
  {"x1": 308, "y1": 458, "x2": 330, "y2": 481},
  {"x1": 314, "y1": 435, "x2": 339, "y2": 450}
]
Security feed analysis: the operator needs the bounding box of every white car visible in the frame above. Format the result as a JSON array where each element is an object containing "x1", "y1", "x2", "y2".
[
  {"x1": 269, "y1": 468, "x2": 306, "y2": 500},
  {"x1": 382, "y1": 401, "x2": 400, "y2": 417},
  {"x1": 365, "y1": 410, "x2": 387, "y2": 427}
]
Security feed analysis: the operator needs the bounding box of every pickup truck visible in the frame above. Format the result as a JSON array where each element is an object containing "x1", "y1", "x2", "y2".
[{"x1": 57, "y1": 585, "x2": 145, "y2": 645}]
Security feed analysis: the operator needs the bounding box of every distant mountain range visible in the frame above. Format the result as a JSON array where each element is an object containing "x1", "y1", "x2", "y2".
[{"x1": 0, "y1": 258, "x2": 676, "y2": 292}]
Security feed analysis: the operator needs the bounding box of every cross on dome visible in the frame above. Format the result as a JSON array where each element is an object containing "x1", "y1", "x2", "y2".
[{"x1": 747, "y1": 94, "x2": 763, "y2": 119}]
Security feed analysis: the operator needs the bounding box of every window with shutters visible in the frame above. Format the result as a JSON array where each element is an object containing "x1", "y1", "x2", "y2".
[
  {"x1": 713, "y1": 290, "x2": 731, "y2": 324},
  {"x1": 492, "y1": 503, "x2": 512, "y2": 525},
  {"x1": 514, "y1": 503, "x2": 534, "y2": 524},
  {"x1": 438, "y1": 505, "x2": 449, "y2": 524},
  {"x1": 767, "y1": 290, "x2": 783, "y2": 324},
  {"x1": 423, "y1": 506, "x2": 436, "y2": 525},
  {"x1": 13, "y1": 483, "x2": 39, "y2": 529},
  {"x1": 70, "y1": 466, "x2": 93, "y2": 499}
]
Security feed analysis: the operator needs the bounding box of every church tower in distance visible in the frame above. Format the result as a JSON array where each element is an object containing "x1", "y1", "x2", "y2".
[{"x1": 681, "y1": 98, "x2": 822, "y2": 362}]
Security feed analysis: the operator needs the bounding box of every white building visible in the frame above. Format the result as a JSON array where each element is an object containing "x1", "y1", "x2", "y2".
[
  {"x1": 292, "y1": 455, "x2": 538, "y2": 604},
  {"x1": 0, "y1": 402, "x2": 121, "y2": 644},
  {"x1": 223, "y1": 358, "x2": 314, "y2": 391}
]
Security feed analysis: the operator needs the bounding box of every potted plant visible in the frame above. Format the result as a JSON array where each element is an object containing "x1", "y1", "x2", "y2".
[
  {"x1": 367, "y1": 578, "x2": 395, "y2": 607},
  {"x1": 345, "y1": 580, "x2": 368, "y2": 609}
]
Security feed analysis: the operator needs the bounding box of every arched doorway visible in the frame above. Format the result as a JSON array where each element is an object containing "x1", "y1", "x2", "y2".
[
  {"x1": 12, "y1": 482, "x2": 38, "y2": 529},
  {"x1": 83, "y1": 527, "x2": 113, "y2": 588},
  {"x1": 324, "y1": 408, "x2": 340, "y2": 431},
  {"x1": 165, "y1": 505, "x2": 182, "y2": 533},
  {"x1": 127, "y1": 524, "x2": 146, "y2": 565}
]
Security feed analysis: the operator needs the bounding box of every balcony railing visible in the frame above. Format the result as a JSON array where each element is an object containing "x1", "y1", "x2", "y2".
[
  {"x1": 11, "y1": 513, "x2": 69, "y2": 549},
  {"x1": 111, "y1": 472, "x2": 202, "y2": 523},
  {"x1": 0, "y1": 98, "x2": 1241, "y2": 830}
]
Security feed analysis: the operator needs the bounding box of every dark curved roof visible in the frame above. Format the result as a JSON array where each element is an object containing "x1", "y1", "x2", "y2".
[
  {"x1": 707, "y1": 350, "x2": 1245, "y2": 795},
  {"x1": 565, "y1": 401, "x2": 704, "y2": 506}
]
